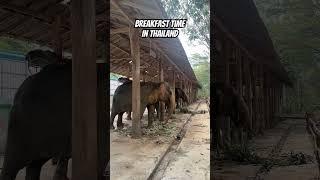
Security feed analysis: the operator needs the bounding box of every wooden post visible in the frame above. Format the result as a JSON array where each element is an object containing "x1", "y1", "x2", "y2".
[
  {"x1": 236, "y1": 48, "x2": 243, "y2": 145},
  {"x1": 251, "y1": 63, "x2": 257, "y2": 133},
  {"x1": 264, "y1": 72, "x2": 268, "y2": 129},
  {"x1": 53, "y1": 15, "x2": 62, "y2": 61},
  {"x1": 97, "y1": 62, "x2": 108, "y2": 179},
  {"x1": 259, "y1": 65, "x2": 265, "y2": 132},
  {"x1": 159, "y1": 57, "x2": 165, "y2": 122},
  {"x1": 244, "y1": 59, "x2": 252, "y2": 131},
  {"x1": 224, "y1": 38, "x2": 231, "y2": 147},
  {"x1": 96, "y1": 26, "x2": 109, "y2": 179},
  {"x1": 172, "y1": 70, "x2": 176, "y2": 113},
  {"x1": 129, "y1": 26, "x2": 142, "y2": 137},
  {"x1": 71, "y1": 0, "x2": 97, "y2": 179}
]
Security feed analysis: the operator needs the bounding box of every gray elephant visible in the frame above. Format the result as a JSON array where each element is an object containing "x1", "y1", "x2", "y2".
[
  {"x1": 110, "y1": 81, "x2": 174, "y2": 129},
  {"x1": 0, "y1": 57, "x2": 71, "y2": 179}
]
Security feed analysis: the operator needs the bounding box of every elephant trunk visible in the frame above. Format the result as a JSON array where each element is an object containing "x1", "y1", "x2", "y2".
[{"x1": 167, "y1": 90, "x2": 175, "y2": 118}]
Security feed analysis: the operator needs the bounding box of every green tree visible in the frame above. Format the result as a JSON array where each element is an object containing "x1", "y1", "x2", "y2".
[
  {"x1": 190, "y1": 53, "x2": 210, "y2": 98},
  {"x1": 161, "y1": 0, "x2": 210, "y2": 49},
  {"x1": 0, "y1": 37, "x2": 37, "y2": 53},
  {"x1": 254, "y1": 0, "x2": 320, "y2": 112}
]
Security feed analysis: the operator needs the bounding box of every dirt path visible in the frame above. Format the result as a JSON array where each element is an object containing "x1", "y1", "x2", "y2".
[
  {"x1": 213, "y1": 119, "x2": 319, "y2": 180},
  {"x1": 110, "y1": 102, "x2": 202, "y2": 180},
  {"x1": 152, "y1": 102, "x2": 210, "y2": 180}
]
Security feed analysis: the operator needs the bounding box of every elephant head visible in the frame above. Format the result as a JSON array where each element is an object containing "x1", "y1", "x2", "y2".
[
  {"x1": 157, "y1": 82, "x2": 174, "y2": 118},
  {"x1": 25, "y1": 49, "x2": 60, "y2": 68}
]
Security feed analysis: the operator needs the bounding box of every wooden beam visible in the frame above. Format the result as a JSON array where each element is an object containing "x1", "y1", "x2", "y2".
[
  {"x1": 111, "y1": 43, "x2": 130, "y2": 55},
  {"x1": 71, "y1": 0, "x2": 98, "y2": 179},
  {"x1": 121, "y1": 1, "x2": 162, "y2": 17},
  {"x1": 129, "y1": 26, "x2": 142, "y2": 138},
  {"x1": 111, "y1": 0, "x2": 133, "y2": 24},
  {"x1": 0, "y1": 1, "x2": 52, "y2": 23},
  {"x1": 111, "y1": 27, "x2": 129, "y2": 35},
  {"x1": 110, "y1": 0, "x2": 194, "y2": 83},
  {"x1": 153, "y1": 42, "x2": 195, "y2": 83}
]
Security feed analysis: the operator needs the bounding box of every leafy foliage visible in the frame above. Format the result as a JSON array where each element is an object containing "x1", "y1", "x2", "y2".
[
  {"x1": 189, "y1": 53, "x2": 210, "y2": 98},
  {"x1": 0, "y1": 37, "x2": 37, "y2": 53},
  {"x1": 161, "y1": 0, "x2": 210, "y2": 49},
  {"x1": 254, "y1": 0, "x2": 320, "y2": 112}
]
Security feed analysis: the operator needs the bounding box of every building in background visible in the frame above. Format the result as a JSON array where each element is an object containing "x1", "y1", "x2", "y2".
[
  {"x1": 110, "y1": 75, "x2": 123, "y2": 108},
  {"x1": 0, "y1": 51, "x2": 40, "y2": 104},
  {"x1": 0, "y1": 50, "x2": 39, "y2": 153}
]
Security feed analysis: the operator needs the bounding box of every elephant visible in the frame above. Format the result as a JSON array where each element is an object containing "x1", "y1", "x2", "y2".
[
  {"x1": 175, "y1": 87, "x2": 188, "y2": 109},
  {"x1": 125, "y1": 87, "x2": 185, "y2": 120},
  {"x1": 110, "y1": 81, "x2": 174, "y2": 129},
  {"x1": 0, "y1": 52, "x2": 71, "y2": 180},
  {"x1": 117, "y1": 77, "x2": 131, "y2": 84},
  {"x1": 25, "y1": 49, "x2": 61, "y2": 68}
]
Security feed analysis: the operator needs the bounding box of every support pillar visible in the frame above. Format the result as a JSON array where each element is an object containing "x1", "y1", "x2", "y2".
[
  {"x1": 71, "y1": 0, "x2": 97, "y2": 179},
  {"x1": 172, "y1": 71, "x2": 176, "y2": 113},
  {"x1": 129, "y1": 26, "x2": 142, "y2": 138},
  {"x1": 159, "y1": 57, "x2": 165, "y2": 122}
]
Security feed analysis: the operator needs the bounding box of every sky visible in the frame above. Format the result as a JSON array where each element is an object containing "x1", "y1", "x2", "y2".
[{"x1": 178, "y1": 29, "x2": 209, "y2": 59}]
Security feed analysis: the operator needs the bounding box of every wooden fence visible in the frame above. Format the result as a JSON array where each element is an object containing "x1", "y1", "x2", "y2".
[{"x1": 306, "y1": 114, "x2": 320, "y2": 172}]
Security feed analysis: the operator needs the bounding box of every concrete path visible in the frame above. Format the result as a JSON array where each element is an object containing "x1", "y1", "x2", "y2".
[
  {"x1": 155, "y1": 102, "x2": 210, "y2": 180},
  {"x1": 213, "y1": 119, "x2": 319, "y2": 180}
]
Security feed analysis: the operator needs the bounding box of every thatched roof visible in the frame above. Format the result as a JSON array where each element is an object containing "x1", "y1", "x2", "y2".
[
  {"x1": 110, "y1": 0, "x2": 198, "y2": 84},
  {"x1": 213, "y1": 0, "x2": 292, "y2": 85},
  {"x1": 0, "y1": 0, "x2": 198, "y2": 85}
]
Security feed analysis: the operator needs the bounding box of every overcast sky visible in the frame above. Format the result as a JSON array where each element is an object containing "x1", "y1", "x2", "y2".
[{"x1": 178, "y1": 31, "x2": 208, "y2": 59}]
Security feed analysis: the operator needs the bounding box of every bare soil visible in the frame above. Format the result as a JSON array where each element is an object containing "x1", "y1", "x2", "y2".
[{"x1": 110, "y1": 102, "x2": 201, "y2": 180}]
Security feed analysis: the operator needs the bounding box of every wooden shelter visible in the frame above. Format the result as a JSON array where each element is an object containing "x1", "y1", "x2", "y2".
[
  {"x1": 0, "y1": 0, "x2": 108, "y2": 179},
  {"x1": 213, "y1": 0, "x2": 292, "y2": 151},
  {"x1": 0, "y1": 0, "x2": 198, "y2": 179},
  {"x1": 110, "y1": 1, "x2": 199, "y2": 136}
]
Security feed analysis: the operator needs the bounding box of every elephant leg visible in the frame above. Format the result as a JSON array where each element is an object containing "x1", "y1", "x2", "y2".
[
  {"x1": 155, "y1": 103, "x2": 160, "y2": 120},
  {"x1": 140, "y1": 107, "x2": 146, "y2": 120},
  {"x1": 110, "y1": 111, "x2": 117, "y2": 129},
  {"x1": 147, "y1": 105, "x2": 155, "y2": 128},
  {"x1": 53, "y1": 158, "x2": 69, "y2": 180},
  {"x1": 126, "y1": 111, "x2": 132, "y2": 120},
  {"x1": 117, "y1": 112, "x2": 124, "y2": 129},
  {"x1": 26, "y1": 158, "x2": 50, "y2": 180}
]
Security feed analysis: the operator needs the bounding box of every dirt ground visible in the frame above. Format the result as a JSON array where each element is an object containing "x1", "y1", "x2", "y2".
[
  {"x1": 110, "y1": 101, "x2": 210, "y2": 180},
  {"x1": 213, "y1": 119, "x2": 319, "y2": 180},
  {"x1": 155, "y1": 102, "x2": 210, "y2": 180},
  {"x1": 0, "y1": 101, "x2": 209, "y2": 180}
]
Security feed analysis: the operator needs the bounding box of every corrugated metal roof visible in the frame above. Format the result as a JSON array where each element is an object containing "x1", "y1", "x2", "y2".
[{"x1": 0, "y1": 51, "x2": 25, "y2": 62}]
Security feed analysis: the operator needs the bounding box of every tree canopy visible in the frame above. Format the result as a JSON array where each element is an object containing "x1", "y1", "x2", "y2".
[
  {"x1": 161, "y1": 0, "x2": 210, "y2": 49},
  {"x1": 161, "y1": 0, "x2": 210, "y2": 98},
  {"x1": 254, "y1": 0, "x2": 320, "y2": 112}
]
